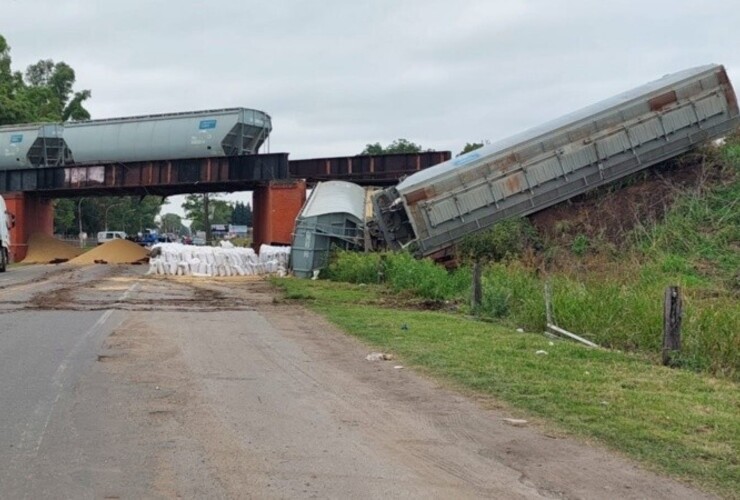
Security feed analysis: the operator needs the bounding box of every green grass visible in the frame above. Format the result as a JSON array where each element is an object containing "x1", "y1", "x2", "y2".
[{"x1": 274, "y1": 277, "x2": 740, "y2": 498}]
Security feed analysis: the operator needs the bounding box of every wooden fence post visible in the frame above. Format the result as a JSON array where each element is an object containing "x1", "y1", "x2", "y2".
[
  {"x1": 471, "y1": 260, "x2": 482, "y2": 310},
  {"x1": 662, "y1": 286, "x2": 682, "y2": 366},
  {"x1": 544, "y1": 281, "x2": 553, "y2": 326}
]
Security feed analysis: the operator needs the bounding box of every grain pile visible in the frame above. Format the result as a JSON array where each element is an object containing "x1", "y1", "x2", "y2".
[
  {"x1": 68, "y1": 239, "x2": 149, "y2": 265},
  {"x1": 22, "y1": 233, "x2": 84, "y2": 264}
]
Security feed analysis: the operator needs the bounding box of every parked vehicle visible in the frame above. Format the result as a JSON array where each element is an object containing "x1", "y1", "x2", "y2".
[
  {"x1": 371, "y1": 64, "x2": 739, "y2": 258},
  {"x1": 0, "y1": 195, "x2": 14, "y2": 272},
  {"x1": 96, "y1": 231, "x2": 127, "y2": 245}
]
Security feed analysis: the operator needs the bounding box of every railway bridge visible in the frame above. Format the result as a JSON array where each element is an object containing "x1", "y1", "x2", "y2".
[{"x1": 0, "y1": 145, "x2": 448, "y2": 260}]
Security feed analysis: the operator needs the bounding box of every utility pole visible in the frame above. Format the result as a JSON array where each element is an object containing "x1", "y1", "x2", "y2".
[
  {"x1": 204, "y1": 193, "x2": 211, "y2": 245},
  {"x1": 77, "y1": 198, "x2": 85, "y2": 248}
]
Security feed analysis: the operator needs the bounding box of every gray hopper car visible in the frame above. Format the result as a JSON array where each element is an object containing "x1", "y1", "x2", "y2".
[
  {"x1": 0, "y1": 107, "x2": 271, "y2": 169},
  {"x1": 372, "y1": 64, "x2": 739, "y2": 258}
]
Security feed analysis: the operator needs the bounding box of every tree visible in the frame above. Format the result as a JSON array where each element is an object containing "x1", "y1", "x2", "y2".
[
  {"x1": 159, "y1": 213, "x2": 188, "y2": 236},
  {"x1": 54, "y1": 196, "x2": 165, "y2": 237},
  {"x1": 0, "y1": 36, "x2": 91, "y2": 125},
  {"x1": 182, "y1": 194, "x2": 234, "y2": 233},
  {"x1": 361, "y1": 138, "x2": 425, "y2": 155},
  {"x1": 53, "y1": 199, "x2": 76, "y2": 235},
  {"x1": 1, "y1": 34, "x2": 97, "y2": 234},
  {"x1": 24, "y1": 59, "x2": 91, "y2": 121},
  {"x1": 232, "y1": 201, "x2": 253, "y2": 226},
  {"x1": 458, "y1": 142, "x2": 484, "y2": 156},
  {"x1": 0, "y1": 35, "x2": 33, "y2": 125}
]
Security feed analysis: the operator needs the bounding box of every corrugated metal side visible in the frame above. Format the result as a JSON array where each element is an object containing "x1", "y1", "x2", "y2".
[
  {"x1": 0, "y1": 126, "x2": 41, "y2": 169},
  {"x1": 0, "y1": 108, "x2": 272, "y2": 168},
  {"x1": 393, "y1": 65, "x2": 739, "y2": 256}
]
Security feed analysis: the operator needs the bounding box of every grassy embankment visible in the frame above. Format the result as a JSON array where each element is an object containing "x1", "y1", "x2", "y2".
[{"x1": 274, "y1": 139, "x2": 739, "y2": 497}]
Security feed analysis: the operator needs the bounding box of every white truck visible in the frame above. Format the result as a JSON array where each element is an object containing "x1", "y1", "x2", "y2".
[{"x1": 0, "y1": 194, "x2": 12, "y2": 272}]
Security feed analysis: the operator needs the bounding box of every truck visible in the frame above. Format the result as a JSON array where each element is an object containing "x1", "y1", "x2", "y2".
[
  {"x1": 371, "y1": 64, "x2": 739, "y2": 259},
  {"x1": 0, "y1": 194, "x2": 14, "y2": 272}
]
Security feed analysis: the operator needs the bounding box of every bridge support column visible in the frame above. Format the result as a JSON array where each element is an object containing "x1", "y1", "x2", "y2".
[
  {"x1": 252, "y1": 180, "x2": 306, "y2": 250},
  {"x1": 3, "y1": 193, "x2": 54, "y2": 262}
]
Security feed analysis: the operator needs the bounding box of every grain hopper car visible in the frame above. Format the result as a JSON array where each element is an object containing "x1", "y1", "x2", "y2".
[
  {"x1": 372, "y1": 64, "x2": 739, "y2": 258},
  {"x1": 0, "y1": 107, "x2": 272, "y2": 169}
]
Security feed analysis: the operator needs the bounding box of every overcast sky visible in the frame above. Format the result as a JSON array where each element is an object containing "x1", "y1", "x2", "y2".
[{"x1": 2, "y1": 0, "x2": 738, "y2": 221}]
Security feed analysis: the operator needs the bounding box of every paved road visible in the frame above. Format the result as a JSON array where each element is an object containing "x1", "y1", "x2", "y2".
[{"x1": 0, "y1": 265, "x2": 714, "y2": 499}]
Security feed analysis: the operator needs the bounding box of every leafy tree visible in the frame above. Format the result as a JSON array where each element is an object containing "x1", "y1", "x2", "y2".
[
  {"x1": 232, "y1": 201, "x2": 253, "y2": 226},
  {"x1": 103, "y1": 197, "x2": 164, "y2": 236},
  {"x1": 361, "y1": 138, "x2": 425, "y2": 155},
  {"x1": 458, "y1": 142, "x2": 484, "y2": 156},
  {"x1": 159, "y1": 213, "x2": 188, "y2": 236},
  {"x1": 0, "y1": 35, "x2": 91, "y2": 125},
  {"x1": 53, "y1": 199, "x2": 76, "y2": 235},
  {"x1": 182, "y1": 194, "x2": 233, "y2": 232},
  {"x1": 1, "y1": 34, "x2": 97, "y2": 234},
  {"x1": 0, "y1": 35, "x2": 32, "y2": 125},
  {"x1": 55, "y1": 196, "x2": 165, "y2": 237},
  {"x1": 25, "y1": 60, "x2": 91, "y2": 121}
]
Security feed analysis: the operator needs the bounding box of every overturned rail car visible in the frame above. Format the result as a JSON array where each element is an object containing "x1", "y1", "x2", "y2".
[
  {"x1": 0, "y1": 107, "x2": 271, "y2": 169},
  {"x1": 372, "y1": 64, "x2": 739, "y2": 257}
]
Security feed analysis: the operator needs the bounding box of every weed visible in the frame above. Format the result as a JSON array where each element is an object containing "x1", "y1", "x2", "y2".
[
  {"x1": 571, "y1": 234, "x2": 589, "y2": 256},
  {"x1": 324, "y1": 250, "x2": 382, "y2": 284}
]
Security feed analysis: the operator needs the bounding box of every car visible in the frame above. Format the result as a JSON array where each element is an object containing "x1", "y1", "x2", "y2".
[{"x1": 97, "y1": 231, "x2": 127, "y2": 245}]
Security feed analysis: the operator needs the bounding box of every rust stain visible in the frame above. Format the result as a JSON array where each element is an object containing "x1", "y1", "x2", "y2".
[
  {"x1": 503, "y1": 173, "x2": 523, "y2": 196},
  {"x1": 405, "y1": 187, "x2": 432, "y2": 204},
  {"x1": 491, "y1": 153, "x2": 518, "y2": 173},
  {"x1": 649, "y1": 91, "x2": 677, "y2": 111}
]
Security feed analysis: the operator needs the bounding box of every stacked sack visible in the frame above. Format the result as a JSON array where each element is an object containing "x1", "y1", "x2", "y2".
[{"x1": 147, "y1": 242, "x2": 290, "y2": 277}]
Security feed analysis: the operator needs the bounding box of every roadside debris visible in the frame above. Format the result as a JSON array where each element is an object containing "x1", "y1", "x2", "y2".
[
  {"x1": 546, "y1": 323, "x2": 599, "y2": 348},
  {"x1": 366, "y1": 352, "x2": 393, "y2": 361},
  {"x1": 535, "y1": 350, "x2": 548, "y2": 356},
  {"x1": 393, "y1": 365, "x2": 404, "y2": 369}
]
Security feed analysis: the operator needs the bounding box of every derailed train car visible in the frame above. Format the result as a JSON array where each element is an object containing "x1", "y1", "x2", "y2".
[
  {"x1": 372, "y1": 64, "x2": 739, "y2": 258},
  {"x1": 0, "y1": 107, "x2": 271, "y2": 170}
]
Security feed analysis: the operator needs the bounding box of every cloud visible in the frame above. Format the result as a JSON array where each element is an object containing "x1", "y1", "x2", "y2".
[{"x1": 2, "y1": 0, "x2": 738, "y2": 217}]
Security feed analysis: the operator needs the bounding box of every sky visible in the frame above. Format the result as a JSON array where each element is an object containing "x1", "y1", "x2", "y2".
[{"x1": 2, "y1": 0, "x2": 738, "y2": 222}]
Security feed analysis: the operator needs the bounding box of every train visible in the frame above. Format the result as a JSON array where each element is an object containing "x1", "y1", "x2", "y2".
[
  {"x1": 371, "y1": 64, "x2": 739, "y2": 258},
  {"x1": 0, "y1": 107, "x2": 272, "y2": 170}
]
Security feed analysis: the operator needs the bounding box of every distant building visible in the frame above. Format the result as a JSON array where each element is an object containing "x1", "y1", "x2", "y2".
[
  {"x1": 211, "y1": 224, "x2": 228, "y2": 238},
  {"x1": 229, "y1": 224, "x2": 249, "y2": 237}
]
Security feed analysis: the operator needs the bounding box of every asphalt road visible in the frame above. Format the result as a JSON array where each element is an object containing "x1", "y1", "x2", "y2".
[{"x1": 0, "y1": 265, "x2": 715, "y2": 499}]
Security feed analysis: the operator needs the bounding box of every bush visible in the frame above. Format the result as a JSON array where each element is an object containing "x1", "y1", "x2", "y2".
[
  {"x1": 478, "y1": 262, "x2": 544, "y2": 326},
  {"x1": 458, "y1": 218, "x2": 538, "y2": 262},
  {"x1": 324, "y1": 250, "x2": 382, "y2": 284},
  {"x1": 384, "y1": 252, "x2": 470, "y2": 301},
  {"x1": 571, "y1": 234, "x2": 589, "y2": 256}
]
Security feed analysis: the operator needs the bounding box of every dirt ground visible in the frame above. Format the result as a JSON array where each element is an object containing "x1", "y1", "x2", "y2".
[
  {"x1": 1, "y1": 265, "x2": 715, "y2": 498},
  {"x1": 529, "y1": 149, "x2": 727, "y2": 248}
]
